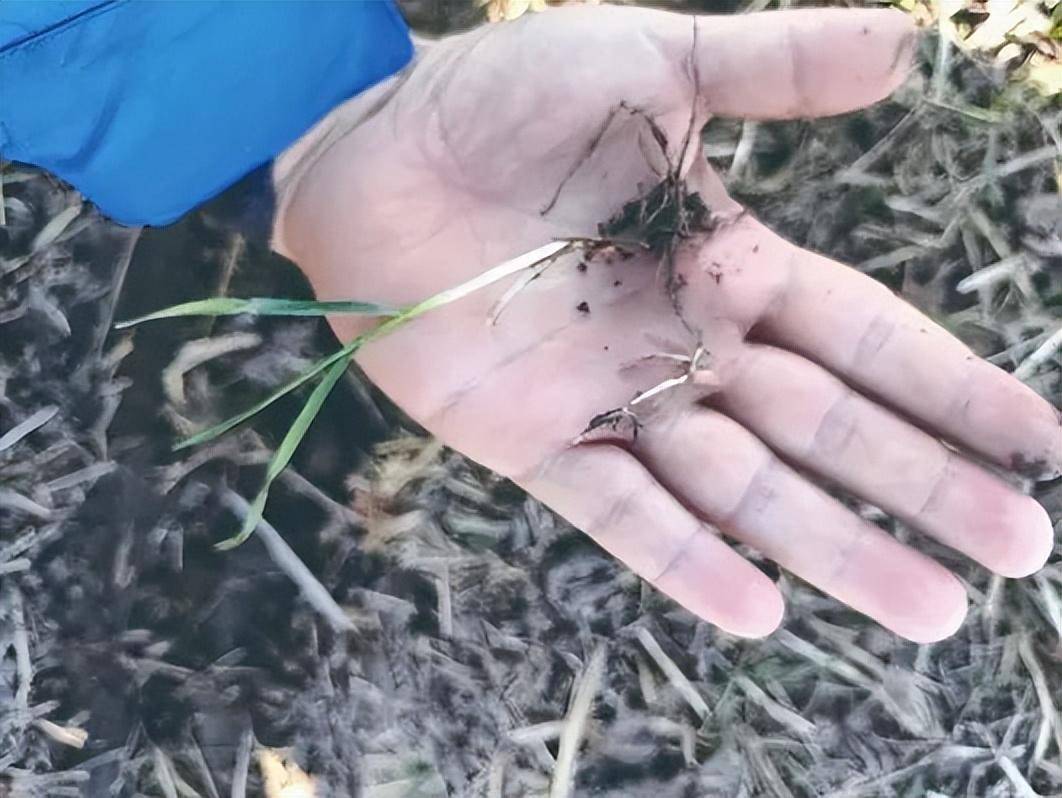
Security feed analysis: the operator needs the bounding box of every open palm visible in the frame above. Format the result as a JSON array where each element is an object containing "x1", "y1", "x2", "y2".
[{"x1": 276, "y1": 5, "x2": 1060, "y2": 642}]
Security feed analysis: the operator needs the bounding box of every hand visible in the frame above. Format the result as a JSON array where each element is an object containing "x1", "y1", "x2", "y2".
[{"x1": 275, "y1": 5, "x2": 1060, "y2": 642}]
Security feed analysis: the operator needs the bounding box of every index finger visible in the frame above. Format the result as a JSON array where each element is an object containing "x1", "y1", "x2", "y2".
[
  {"x1": 690, "y1": 218, "x2": 1062, "y2": 480},
  {"x1": 508, "y1": 6, "x2": 916, "y2": 127},
  {"x1": 665, "y1": 7, "x2": 918, "y2": 120},
  {"x1": 523, "y1": 444, "x2": 786, "y2": 639}
]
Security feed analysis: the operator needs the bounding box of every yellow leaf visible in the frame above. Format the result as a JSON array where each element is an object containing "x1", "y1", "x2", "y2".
[
  {"x1": 258, "y1": 748, "x2": 316, "y2": 798},
  {"x1": 897, "y1": 0, "x2": 935, "y2": 27},
  {"x1": 1025, "y1": 53, "x2": 1062, "y2": 95},
  {"x1": 959, "y1": 0, "x2": 1051, "y2": 51},
  {"x1": 996, "y1": 41, "x2": 1025, "y2": 62},
  {"x1": 504, "y1": 0, "x2": 531, "y2": 20}
]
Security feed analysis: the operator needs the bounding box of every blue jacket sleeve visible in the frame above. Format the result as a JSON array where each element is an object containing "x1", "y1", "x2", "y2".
[{"x1": 0, "y1": 1, "x2": 413, "y2": 226}]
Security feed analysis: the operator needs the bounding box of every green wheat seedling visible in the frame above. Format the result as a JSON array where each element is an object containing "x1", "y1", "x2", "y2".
[
  {"x1": 117, "y1": 92, "x2": 712, "y2": 551},
  {"x1": 117, "y1": 239, "x2": 571, "y2": 549}
]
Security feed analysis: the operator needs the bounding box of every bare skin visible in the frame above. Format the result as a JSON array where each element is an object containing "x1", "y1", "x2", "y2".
[{"x1": 274, "y1": 6, "x2": 1061, "y2": 642}]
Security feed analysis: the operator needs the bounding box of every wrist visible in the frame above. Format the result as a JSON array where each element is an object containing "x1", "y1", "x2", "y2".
[{"x1": 271, "y1": 56, "x2": 419, "y2": 260}]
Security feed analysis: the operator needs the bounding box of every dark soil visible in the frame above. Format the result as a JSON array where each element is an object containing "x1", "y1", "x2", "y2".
[{"x1": 2, "y1": 7, "x2": 1060, "y2": 798}]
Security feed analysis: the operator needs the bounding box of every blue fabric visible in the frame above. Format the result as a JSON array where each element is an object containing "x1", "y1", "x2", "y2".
[{"x1": 0, "y1": 1, "x2": 413, "y2": 226}]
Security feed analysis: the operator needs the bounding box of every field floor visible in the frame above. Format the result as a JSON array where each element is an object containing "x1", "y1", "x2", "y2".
[{"x1": 2, "y1": 4, "x2": 1060, "y2": 797}]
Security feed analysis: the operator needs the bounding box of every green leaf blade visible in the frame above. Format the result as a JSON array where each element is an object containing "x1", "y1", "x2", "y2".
[
  {"x1": 245, "y1": 298, "x2": 399, "y2": 317},
  {"x1": 173, "y1": 240, "x2": 574, "y2": 452},
  {"x1": 115, "y1": 298, "x2": 250, "y2": 329},
  {"x1": 115, "y1": 296, "x2": 398, "y2": 329},
  {"x1": 216, "y1": 352, "x2": 353, "y2": 550},
  {"x1": 174, "y1": 337, "x2": 363, "y2": 451}
]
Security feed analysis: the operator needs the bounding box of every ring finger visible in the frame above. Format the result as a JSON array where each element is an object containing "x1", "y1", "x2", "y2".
[{"x1": 633, "y1": 406, "x2": 969, "y2": 643}]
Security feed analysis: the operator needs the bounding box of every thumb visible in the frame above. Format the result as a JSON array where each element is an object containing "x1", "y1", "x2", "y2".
[{"x1": 665, "y1": 7, "x2": 918, "y2": 120}]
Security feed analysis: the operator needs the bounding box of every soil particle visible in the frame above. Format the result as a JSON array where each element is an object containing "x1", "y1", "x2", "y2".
[
  {"x1": 599, "y1": 180, "x2": 712, "y2": 258},
  {"x1": 577, "y1": 750, "x2": 686, "y2": 791},
  {"x1": 1010, "y1": 452, "x2": 1058, "y2": 480}
]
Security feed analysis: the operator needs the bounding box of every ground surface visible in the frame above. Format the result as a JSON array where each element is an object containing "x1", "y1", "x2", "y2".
[{"x1": 1, "y1": 3, "x2": 1060, "y2": 797}]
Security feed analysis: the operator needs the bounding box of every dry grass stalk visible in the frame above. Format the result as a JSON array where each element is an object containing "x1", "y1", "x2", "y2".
[
  {"x1": 634, "y1": 626, "x2": 711, "y2": 722},
  {"x1": 549, "y1": 643, "x2": 607, "y2": 798}
]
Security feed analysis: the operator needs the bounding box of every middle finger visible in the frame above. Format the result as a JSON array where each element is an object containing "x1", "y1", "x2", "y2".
[{"x1": 633, "y1": 405, "x2": 969, "y2": 642}]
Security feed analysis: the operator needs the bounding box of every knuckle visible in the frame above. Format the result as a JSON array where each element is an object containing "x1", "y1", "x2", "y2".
[
  {"x1": 781, "y1": 22, "x2": 809, "y2": 118},
  {"x1": 722, "y1": 453, "x2": 777, "y2": 526},
  {"x1": 850, "y1": 309, "x2": 897, "y2": 371},
  {"x1": 806, "y1": 388, "x2": 859, "y2": 461},
  {"x1": 915, "y1": 449, "x2": 954, "y2": 519},
  {"x1": 581, "y1": 464, "x2": 646, "y2": 542},
  {"x1": 648, "y1": 526, "x2": 701, "y2": 584}
]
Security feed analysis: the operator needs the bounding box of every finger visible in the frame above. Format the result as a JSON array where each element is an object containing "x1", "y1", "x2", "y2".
[
  {"x1": 673, "y1": 7, "x2": 917, "y2": 119},
  {"x1": 759, "y1": 233, "x2": 1062, "y2": 479},
  {"x1": 498, "y1": 6, "x2": 913, "y2": 127},
  {"x1": 634, "y1": 408, "x2": 968, "y2": 643},
  {"x1": 522, "y1": 445, "x2": 785, "y2": 638},
  {"x1": 680, "y1": 217, "x2": 1062, "y2": 479},
  {"x1": 713, "y1": 344, "x2": 1055, "y2": 578}
]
